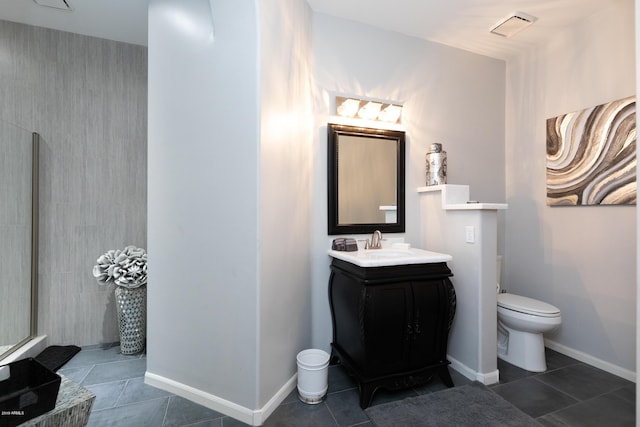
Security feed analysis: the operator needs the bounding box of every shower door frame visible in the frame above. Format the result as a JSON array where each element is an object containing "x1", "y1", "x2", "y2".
[{"x1": 0, "y1": 132, "x2": 39, "y2": 361}]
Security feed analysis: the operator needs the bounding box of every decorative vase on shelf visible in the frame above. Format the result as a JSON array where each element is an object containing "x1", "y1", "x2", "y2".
[
  {"x1": 115, "y1": 285, "x2": 147, "y2": 354},
  {"x1": 93, "y1": 245, "x2": 148, "y2": 355}
]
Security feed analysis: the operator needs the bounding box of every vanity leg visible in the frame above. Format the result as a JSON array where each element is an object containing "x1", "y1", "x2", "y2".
[
  {"x1": 358, "y1": 383, "x2": 376, "y2": 409},
  {"x1": 438, "y1": 366, "x2": 454, "y2": 387},
  {"x1": 329, "y1": 348, "x2": 340, "y2": 366}
]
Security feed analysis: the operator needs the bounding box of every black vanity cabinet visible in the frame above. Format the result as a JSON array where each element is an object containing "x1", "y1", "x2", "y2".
[{"x1": 328, "y1": 258, "x2": 456, "y2": 408}]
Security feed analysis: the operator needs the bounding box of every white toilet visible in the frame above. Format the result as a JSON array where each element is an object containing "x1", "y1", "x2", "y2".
[{"x1": 496, "y1": 257, "x2": 561, "y2": 372}]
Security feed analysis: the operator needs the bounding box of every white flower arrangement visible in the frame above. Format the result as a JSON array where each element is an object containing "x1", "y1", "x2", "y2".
[{"x1": 92, "y1": 245, "x2": 147, "y2": 289}]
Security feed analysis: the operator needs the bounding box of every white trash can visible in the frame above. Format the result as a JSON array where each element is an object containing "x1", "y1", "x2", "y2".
[{"x1": 296, "y1": 349, "x2": 330, "y2": 404}]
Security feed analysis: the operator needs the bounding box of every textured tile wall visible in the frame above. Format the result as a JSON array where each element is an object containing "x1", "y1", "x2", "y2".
[{"x1": 0, "y1": 20, "x2": 147, "y2": 346}]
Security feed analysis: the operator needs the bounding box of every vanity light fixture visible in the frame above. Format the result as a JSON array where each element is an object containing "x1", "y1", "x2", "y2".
[
  {"x1": 378, "y1": 104, "x2": 403, "y2": 124},
  {"x1": 490, "y1": 12, "x2": 537, "y2": 38},
  {"x1": 357, "y1": 101, "x2": 383, "y2": 121},
  {"x1": 336, "y1": 98, "x2": 360, "y2": 118},
  {"x1": 335, "y1": 96, "x2": 403, "y2": 124}
]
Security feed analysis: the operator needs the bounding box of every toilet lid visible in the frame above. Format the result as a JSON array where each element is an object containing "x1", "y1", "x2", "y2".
[{"x1": 497, "y1": 293, "x2": 560, "y2": 317}]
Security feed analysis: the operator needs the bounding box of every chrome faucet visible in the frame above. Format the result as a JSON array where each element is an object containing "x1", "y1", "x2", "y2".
[{"x1": 365, "y1": 230, "x2": 383, "y2": 249}]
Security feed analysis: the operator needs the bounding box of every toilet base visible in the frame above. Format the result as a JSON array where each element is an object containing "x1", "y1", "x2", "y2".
[{"x1": 497, "y1": 322, "x2": 547, "y2": 372}]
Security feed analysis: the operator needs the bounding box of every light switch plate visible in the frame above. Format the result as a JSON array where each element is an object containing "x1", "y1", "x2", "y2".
[{"x1": 465, "y1": 226, "x2": 475, "y2": 243}]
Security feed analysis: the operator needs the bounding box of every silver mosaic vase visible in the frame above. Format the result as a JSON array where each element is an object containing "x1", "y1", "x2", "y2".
[{"x1": 114, "y1": 285, "x2": 146, "y2": 354}]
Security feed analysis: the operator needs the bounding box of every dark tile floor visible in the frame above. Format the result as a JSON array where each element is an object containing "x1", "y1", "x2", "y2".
[{"x1": 59, "y1": 344, "x2": 635, "y2": 426}]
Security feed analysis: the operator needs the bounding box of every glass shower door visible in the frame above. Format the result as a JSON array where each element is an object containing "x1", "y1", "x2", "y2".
[{"x1": 0, "y1": 121, "x2": 38, "y2": 360}]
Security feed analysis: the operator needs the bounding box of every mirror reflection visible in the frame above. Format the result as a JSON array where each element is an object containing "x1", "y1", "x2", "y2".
[{"x1": 328, "y1": 123, "x2": 405, "y2": 235}]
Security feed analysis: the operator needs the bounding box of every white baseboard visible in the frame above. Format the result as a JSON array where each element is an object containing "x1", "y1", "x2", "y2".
[
  {"x1": 447, "y1": 355, "x2": 499, "y2": 385},
  {"x1": 144, "y1": 371, "x2": 297, "y2": 426},
  {"x1": 476, "y1": 369, "x2": 500, "y2": 385},
  {"x1": 545, "y1": 339, "x2": 636, "y2": 383}
]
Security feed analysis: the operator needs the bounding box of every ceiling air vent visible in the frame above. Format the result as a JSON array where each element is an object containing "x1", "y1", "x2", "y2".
[
  {"x1": 490, "y1": 12, "x2": 537, "y2": 38},
  {"x1": 33, "y1": 0, "x2": 73, "y2": 11}
]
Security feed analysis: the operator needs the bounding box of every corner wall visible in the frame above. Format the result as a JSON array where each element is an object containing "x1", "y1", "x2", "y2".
[
  {"x1": 147, "y1": 0, "x2": 260, "y2": 411},
  {"x1": 258, "y1": 0, "x2": 314, "y2": 410},
  {"x1": 147, "y1": 0, "x2": 313, "y2": 423},
  {"x1": 505, "y1": 0, "x2": 636, "y2": 377}
]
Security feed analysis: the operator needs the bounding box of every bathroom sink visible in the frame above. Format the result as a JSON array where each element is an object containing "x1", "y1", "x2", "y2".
[{"x1": 328, "y1": 246, "x2": 452, "y2": 267}]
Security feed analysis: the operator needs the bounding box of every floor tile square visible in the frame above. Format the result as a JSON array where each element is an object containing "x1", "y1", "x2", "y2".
[
  {"x1": 221, "y1": 416, "x2": 251, "y2": 426},
  {"x1": 117, "y1": 376, "x2": 173, "y2": 405},
  {"x1": 262, "y1": 400, "x2": 338, "y2": 427},
  {"x1": 63, "y1": 345, "x2": 135, "y2": 369},
  {"x1": 325, "y1": 388, "x2": 368, "y2": 426},
  {"x1": 85, "y1": 379, "x2": 127, "y2": 410},
  {"x1": 87, "y1": 396, "x2": 169, "y2": 427},
  {"x1": 58, "y1": 366, "x2": 92, "y2": 383},
  {"x1": 544, "y1": 348, "x2": 580, "y2": 371},
  {"x1": 184, "y1": 420, "x2": 223, "y2": 427},
  {"x1": 163, "y1": 395, "x2": 225, "y2": 427},
  {"x1": 536, "y1": 363, "x2": 633, "y2": 401},
  {"x1": 496, "y1": 358, "x2": 537, "y2": 384},
  {"x1": 492, "y1": 376, "x2": 578, "y2": 418},
  {"x1": 81, "y1": 358, "x2": 147, "y2": 385},
  {"x1": 327, "y1": 365, "x2": 358, "y2": 393},
  {"x1": 280, "y1": 390, "x2": 300, "y2": 405},
  {"x1": 537, "y1": 391, "x2": 635, "y2": 427},
  {"x1": 612, "y1": 384, "x2": 636, "y2": 404}
]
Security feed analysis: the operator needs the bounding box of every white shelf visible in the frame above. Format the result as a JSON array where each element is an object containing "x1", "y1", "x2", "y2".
[{"x1": 417, "y1": 185, "x2": 508, "y2": 211}]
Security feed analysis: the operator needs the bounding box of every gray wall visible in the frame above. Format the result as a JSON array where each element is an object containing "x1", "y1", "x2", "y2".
[
  {"x1": 258, "y1": 0, "x2": 314, "y2": 408},
  {"x1": 0, "y1": 20, "x2": 147, "y2": 346},
  {"x1": 147, "y1": 0, "x2": 313, "y2": 419},
  {"x1": 505, "y1": 0, "x2": 636, "y2": 376},
  {"x1": 310, "y1": 13, "x2": 506, "y2": 351}
]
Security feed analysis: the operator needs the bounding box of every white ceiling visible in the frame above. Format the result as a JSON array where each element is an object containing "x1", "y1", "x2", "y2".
[
  {"x1": 306, "y1": 0, "x2": 613, "y2": 60},
  {"x1": 0, "y1": 0, "x2": 615, "y2": 59},
  {"x1": 0, "y1": 0, "x2": 149, "y2": 46}
]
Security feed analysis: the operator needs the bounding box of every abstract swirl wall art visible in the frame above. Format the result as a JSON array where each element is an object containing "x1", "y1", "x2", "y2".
[{"x1": 546, "y1": 95, "x2": 636, "y2": 206}]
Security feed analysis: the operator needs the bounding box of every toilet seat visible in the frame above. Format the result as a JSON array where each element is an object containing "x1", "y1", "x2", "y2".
[{"x1": 497, "y1": 293, "x2": 560, "y2": 318}]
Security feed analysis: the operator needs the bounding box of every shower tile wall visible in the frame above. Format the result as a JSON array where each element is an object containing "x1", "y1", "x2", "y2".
[{"x1": 0, "y1": 20, "x2": 147, "y2": 346}]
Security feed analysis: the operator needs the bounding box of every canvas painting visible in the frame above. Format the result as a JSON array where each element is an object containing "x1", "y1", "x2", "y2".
[{"x1": 546, "y1": 96, "x2": 636, "y2": 206}]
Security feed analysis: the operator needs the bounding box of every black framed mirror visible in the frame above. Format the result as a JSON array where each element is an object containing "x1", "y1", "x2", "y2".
[{"x1": 328, "y1": 123, "x2": 405, "y2": 235}]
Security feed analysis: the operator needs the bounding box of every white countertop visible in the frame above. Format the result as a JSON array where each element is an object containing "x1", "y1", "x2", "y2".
[{"x1": 329, "y1": 246, "x2": 452, "y2": 267}]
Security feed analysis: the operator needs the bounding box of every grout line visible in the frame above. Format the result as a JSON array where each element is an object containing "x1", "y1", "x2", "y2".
[
  {"x1": 529, "y1": 372, "x2": 589, "y2": 403},
  {"x1": 99, "y1": 395, "x2": 170, "y2": 410},
  {"x1": 534, "y1": 398, "x2": 584, "y2": 421},
  {"x1": 112, "y1": 377, "x2": 130, "y2": 407},
  {"x1": 181, "y1": 418, "x2": 226, "y2": 427},
  {"x1": 326, "y1": 386, "x2": 358, "y2": 395},
  {"x1": 322, "y1": 400, "x2": 341, "y2": 427},
  {"x1": 161, "y1": 395, "x2": 172, "y2": 426},
  {"x1": 79, "y1": 364, "x2": 95, "y2": 385},
  {"x1": 90, "y1": 396, "x2": 171, "y2": 417}
]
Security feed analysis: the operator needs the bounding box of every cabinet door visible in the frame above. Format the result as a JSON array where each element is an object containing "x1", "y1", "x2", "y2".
[
  {"x1": 409, "y1": 280, "x2": 450, "y2": 369},
  {"x1": 364, "y1": 282, "x2": 413, "y2": 375}
]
